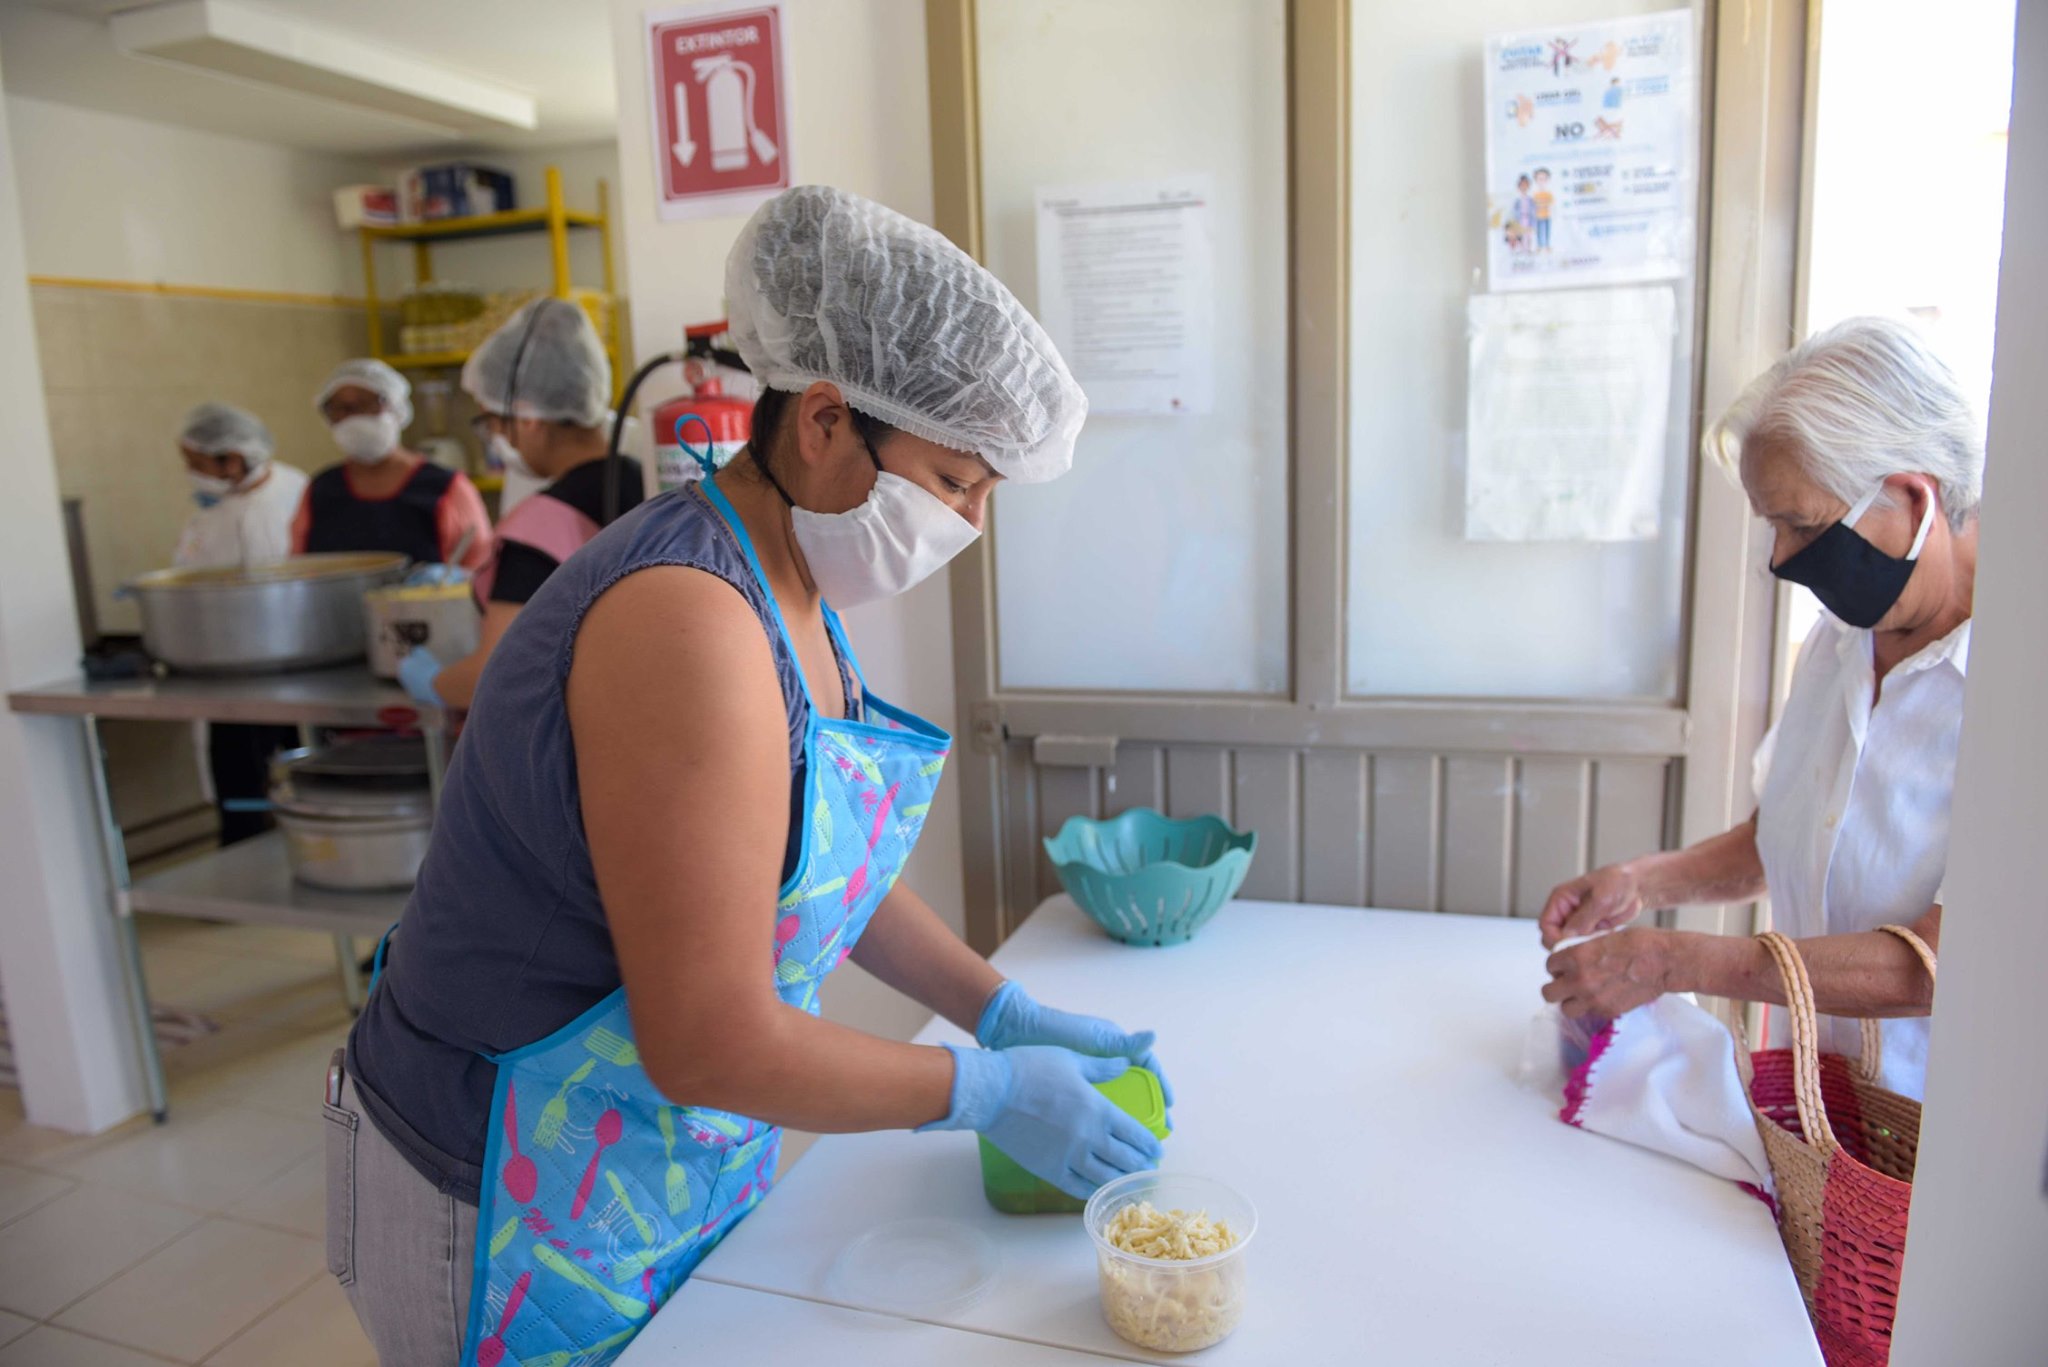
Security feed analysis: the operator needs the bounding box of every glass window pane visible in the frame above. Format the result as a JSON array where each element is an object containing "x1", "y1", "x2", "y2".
[
  {"x1": 1346, "y1": 2, "x2": 1703, "y2": 701},
  {"x1": 981, "y1": 0, "x2": 1290, "y2": 694}
]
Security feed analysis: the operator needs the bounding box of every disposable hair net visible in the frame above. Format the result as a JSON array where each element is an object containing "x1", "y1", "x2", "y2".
[
  {"x1": 725, "y1": 185, "x2": 1086, "y2": 483},
  {"x1": 316, "y1": 357, "x2": 414, "y2": 428},
  {"x1": 178, "y1": 401, "x2": 274, "y2": 465},
  {"x1": 460, "y1": 297, "x2": 612, "y2": 429}
]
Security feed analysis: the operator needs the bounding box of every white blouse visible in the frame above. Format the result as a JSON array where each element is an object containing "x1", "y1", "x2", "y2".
[{"x1": 1752, "y1": 614, "x2": 1968, "y2": 1100}]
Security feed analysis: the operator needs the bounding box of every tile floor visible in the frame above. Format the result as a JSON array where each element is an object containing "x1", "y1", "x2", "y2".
[{"x1": 0, "y1": 916, "x2": 375, "y2": 1366}]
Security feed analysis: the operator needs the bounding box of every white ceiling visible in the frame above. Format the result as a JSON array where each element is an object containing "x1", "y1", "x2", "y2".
[{"x1": 0, "y1": 0, "x2": 619, "y2": 157}]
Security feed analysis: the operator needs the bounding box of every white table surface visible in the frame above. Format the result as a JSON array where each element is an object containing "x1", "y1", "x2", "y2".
[
  {"x1": 628, "y1": 897, "x2": 1821, "y2": 1366},
  {"x1": 636, "y1": 1282, "x2": 1124, "y2": 1364}
]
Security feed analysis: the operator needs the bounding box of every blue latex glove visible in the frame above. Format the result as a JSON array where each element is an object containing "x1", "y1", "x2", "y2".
[
  {"x1": 396, "y1": 647, "x2": 444, "y2": 706},
  {"x1": 922, "y1": 1044, "x2": 1163, "y2": 1199},
  {"x1": 404, "y1": 562, "x2": 470, "y2": 588},
  {"x1": 976, "y1": 980, "x2": 1174, "y2": 1108}
]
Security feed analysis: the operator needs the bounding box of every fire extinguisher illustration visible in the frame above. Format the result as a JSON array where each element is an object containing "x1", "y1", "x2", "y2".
[{"x1": 693, "y1": 55, "x2": 779, "y2": 171}]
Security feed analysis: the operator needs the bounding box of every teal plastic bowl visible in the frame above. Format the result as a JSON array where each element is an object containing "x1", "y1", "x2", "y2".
[{"x1": 1043, "y1": 809, "x2": 1256, "y2": 946}]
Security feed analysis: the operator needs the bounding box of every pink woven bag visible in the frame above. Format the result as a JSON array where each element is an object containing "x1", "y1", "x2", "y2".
[{"x1": 1741, "y1": 927, "x2": 1938, "y2": 1367}]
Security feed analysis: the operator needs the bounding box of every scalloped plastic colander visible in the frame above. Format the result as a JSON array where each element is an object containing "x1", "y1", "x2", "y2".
[{"x1": 1042, "y1": 808, "x2": 1256, "y2": 946}]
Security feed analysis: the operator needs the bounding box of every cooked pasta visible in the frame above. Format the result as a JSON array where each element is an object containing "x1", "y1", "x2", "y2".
[
  {"x1": 1096, "y1": 1201, "x2": 1246, "y2": 1351},
  {"x1": 1102, "y1": 1202, "x2": 1238, "y2": 1260}
]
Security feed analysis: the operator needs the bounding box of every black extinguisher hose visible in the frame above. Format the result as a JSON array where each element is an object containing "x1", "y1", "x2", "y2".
[{"x1": 602, "y1": 350, "x2": 685, "y2": 527}]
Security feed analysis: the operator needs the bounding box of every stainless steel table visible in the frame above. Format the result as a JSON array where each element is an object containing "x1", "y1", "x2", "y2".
[{"x1": 6, "y1": 665, "x2": 447, "y2": 1121}]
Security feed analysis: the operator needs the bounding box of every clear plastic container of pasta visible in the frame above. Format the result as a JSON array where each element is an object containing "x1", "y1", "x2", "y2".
[{"x1": 1084, "y1": 1172, "x2": 1257, "y2": 1353}]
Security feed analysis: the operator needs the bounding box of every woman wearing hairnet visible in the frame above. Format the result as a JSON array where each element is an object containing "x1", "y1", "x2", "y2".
[
  {"x1": 332, "y1": 188, "x2": 1162, "y2": 1365},
  {"x1": 396, "y1": 298, "x2": 646, "y2": 709},
  {"x1": 173, "y1": 401, "x2": 308, "y2": 843},
  {"x1": 173, "y1": 401, "x2": 307, "y2": 570},
  {"x1": 292, "y1": 357, "x2": 494, "y2": 574}
]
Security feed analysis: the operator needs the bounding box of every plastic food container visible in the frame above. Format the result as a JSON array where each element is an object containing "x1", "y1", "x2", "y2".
[
  {"x1": 980, "y1": 1066, "x2": 1171, "y2": 1214},
  {"x1": 1044, "y1": 809, "x2": 1256, "y2": 946},
  {"x1": 1085, "y1": 1171, "x2": 1257, "y2": 1353}
]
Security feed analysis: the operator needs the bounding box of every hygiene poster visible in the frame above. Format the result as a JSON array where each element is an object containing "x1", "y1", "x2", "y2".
[
  {"x1": 646, "y1": 3, "x2": 791, "y2": 221},
  {"x1": 1483, "y1": 10, "x2": 1696, "y2": 292},
  {"x1": 1034, "y1": 176, "x2": 1216, "y2": 417},
  {"x1": 1465, "y1": 286, "x2": 1675, "y2": 542}
]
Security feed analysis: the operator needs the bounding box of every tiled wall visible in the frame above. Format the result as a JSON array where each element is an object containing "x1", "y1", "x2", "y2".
[{"x1": 30, "y1": 285, "x2": 372, "y2": 635}]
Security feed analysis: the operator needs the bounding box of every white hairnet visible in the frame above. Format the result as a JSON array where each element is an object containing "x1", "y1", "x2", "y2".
[
  {"x1": 178, "y1": 401, "x2": 274, "y2": 465},
  {"x1": 316, "y1": 357, "x2": 414, "y2": 428},
  {"x1": 460, "y1": 297, "x2": 611, "y2": 429},
  {"x1": 725, "y1": 185, "x2": 1085, "y2": 483}
]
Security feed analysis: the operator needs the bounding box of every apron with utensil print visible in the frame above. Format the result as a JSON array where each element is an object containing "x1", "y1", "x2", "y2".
[{"x1": 459, "y1": 477, "x2": 950, "y2": 1366}]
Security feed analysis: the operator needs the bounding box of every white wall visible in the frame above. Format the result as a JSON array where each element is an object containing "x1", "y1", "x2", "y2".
[
  {"x1": 5, "y1": 95, "x2": 378, "y2": 293},
  {"x1": 0, "y1": 72, "x2": 148, "y2": 1132},
  {"x1": 608, "y1": 0, "x2": 961, "y2": 1047},
  {"x1": 1891, "y1": 2, "x2": 2048, "y2": 1358}
]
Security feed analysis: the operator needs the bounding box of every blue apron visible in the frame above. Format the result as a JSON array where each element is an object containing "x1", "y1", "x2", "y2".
[{"x1": 458, "y1": 476, "x2": 951, "y2": 1366}]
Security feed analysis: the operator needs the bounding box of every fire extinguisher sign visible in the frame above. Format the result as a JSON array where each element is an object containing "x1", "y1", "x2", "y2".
[{"x1": 646, "y1": 2, "x2": 791, "y2": 221}]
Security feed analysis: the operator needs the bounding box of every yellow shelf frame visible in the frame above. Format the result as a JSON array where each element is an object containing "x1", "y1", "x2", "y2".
[{"x1": 358, "y1": 165, "x2": 625, "y2": 400}]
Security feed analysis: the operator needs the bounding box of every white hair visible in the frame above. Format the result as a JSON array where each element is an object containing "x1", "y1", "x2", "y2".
[{"x1": 1703, "y1": 316, "x2": 1984, "y2": 529}]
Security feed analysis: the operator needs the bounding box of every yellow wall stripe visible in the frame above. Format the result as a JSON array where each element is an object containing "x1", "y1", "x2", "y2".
[{"x1": 26, "y1": 275, "x2": 365, "y2": 310}]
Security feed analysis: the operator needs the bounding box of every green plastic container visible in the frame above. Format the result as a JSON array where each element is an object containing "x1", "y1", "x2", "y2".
[
  {"x1": 1044, "y1": 809, "x2": 1257, "y2": 946},
  {"x1": 979, "y1": 1066, "x2": 1172, "y2": 1214}
]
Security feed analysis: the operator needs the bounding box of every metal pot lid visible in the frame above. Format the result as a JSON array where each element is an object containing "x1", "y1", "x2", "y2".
[
  {"x1": 269, "y1": 778, "x2": 433, "y2": 821},
  {"x1": 286, "y1": 735, "x2": 429, "y2": 782},
  {"x1": 129, "y1": 552, "x2": 407, "y2": 592}
]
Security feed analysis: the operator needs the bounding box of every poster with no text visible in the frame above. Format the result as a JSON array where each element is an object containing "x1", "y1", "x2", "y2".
[
  {"x1": 1483, "y1": 10, "x2": 1696, "y2": 291},
  {"x1": 646, "y1": 3, "x2": 791, "y2": 222}
]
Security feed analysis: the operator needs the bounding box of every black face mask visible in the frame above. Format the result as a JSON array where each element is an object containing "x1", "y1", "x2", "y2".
[{"x1": 1770, "y1": 485, "x2": 1935, "y2": 630}]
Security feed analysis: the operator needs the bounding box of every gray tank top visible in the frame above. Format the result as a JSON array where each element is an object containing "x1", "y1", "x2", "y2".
[{"x1": 345, "y1": 481, "x2": 852, "y2": 1201}]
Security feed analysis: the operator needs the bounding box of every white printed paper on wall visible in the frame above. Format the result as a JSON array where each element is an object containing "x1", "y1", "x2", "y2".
[
  {"x1": 1483, "y1": 10, "x2": 1696, "y2": 292},
  {"x1": 1034, "y1": 177, "x2": 1215, "y2": 416},
  {"x1": 1466, "y1": 286, "x2": 1675, "y2": 543}
]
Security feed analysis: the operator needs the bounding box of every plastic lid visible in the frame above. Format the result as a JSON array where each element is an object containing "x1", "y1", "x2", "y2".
[
  {"x1": 1097, "y1": 1065, "x2": 1171, "y2": 1140},
  {"x1": 823, "y1": 1218, "x2": 1000, "y2": 1315}
]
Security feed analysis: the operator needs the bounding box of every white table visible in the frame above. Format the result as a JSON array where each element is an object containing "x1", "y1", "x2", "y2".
[
  {"x1": 625, "y1": 898, "x2": 1821, "y2": 1366},
  {"x1": 650, "y1": 1282, "x2": 1126, "y2": 1364}
]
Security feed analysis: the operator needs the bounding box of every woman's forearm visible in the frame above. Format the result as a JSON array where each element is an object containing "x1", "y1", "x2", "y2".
[
  {"x1": 652, "y1": 1001, "x2": 961, "y2": 1133},
  {"x1": 1675, "y1": 904, "x2": 1941, "y2": 1018},
  {"x1": 849, "y1": 883, "x2": 1003, "y2": 1034},
  {"x1": 1627, "y1": 815, "x2": 1768, "y2": 908}
]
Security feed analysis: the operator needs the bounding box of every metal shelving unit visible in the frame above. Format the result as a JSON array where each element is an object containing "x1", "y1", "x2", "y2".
[{"x1": 128, "y1": 831, "x2": 407, "y2": 941}]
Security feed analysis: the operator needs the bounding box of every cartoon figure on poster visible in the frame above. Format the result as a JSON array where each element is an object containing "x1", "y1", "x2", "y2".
[{"x1": 1484, "y1": 10, "x2": 1697, "y2": 291}]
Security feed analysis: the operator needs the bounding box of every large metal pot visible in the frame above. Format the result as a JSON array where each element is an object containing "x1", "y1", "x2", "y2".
[
  {"x1": 269, "y1": 737, "x2": 433, "y2": 891},
  {"x1": 127, "y1": 553, "x2": 408, "y2": 674}
]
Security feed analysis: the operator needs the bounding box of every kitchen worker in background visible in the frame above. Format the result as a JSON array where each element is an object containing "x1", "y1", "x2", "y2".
[
  {"x1": 396, "y1": 297, "x2": 644, "y2": 709},
  {"x1": 1540, "y1": 317, "x2": 1980, "y2": 1101},
  {"x1": 173, "y1": 401, "x2": 307, "y2": 844},
  {"x1": 332, "y1": 187, "x2": 1164, "y2": 1367},
  {"x1": 293, "y1": 358, "x2": 494, "y2": 574}
]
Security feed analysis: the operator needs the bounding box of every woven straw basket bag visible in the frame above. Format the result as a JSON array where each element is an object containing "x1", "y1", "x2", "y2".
[{"x1": 1740, "y1": 927, "x2": 1938, "y2": 1367}]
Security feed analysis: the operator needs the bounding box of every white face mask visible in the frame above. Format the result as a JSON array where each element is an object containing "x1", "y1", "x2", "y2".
[
  {"x1": 488, "y1": 432, "x2": 537, "y2": 481},
  {"x1": 332, "y1": 412, "x2": 402, "y2": 463},
  {"x1": 789, "y1": 470, "x2": 980, "y2": 607},
  {"x1": 186, "y1": 471, "x2": 235, "y2": 505}
]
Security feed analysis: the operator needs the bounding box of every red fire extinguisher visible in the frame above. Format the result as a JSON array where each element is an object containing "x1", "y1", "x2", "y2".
[{"x1": 651, "y1": 321, "x2": 754, "y2": 492}]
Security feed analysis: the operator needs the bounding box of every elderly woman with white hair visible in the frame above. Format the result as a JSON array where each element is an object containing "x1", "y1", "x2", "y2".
[{"x1": 1539, "y1": 316, "x2": 1982, "y2": 1100}]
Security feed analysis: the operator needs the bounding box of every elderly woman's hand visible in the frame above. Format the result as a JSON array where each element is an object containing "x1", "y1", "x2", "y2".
[
  {"x1": 1542, "y1": 928, "x2": 1684, "y2": 1019},
  {"x1": 1538, "y1": 863, "x2": 1646, "y2": 949}
]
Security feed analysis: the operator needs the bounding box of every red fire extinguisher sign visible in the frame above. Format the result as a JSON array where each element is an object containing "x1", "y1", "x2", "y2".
[{"x1": 646, "y1": 3, "x2": 791, "y2": 221}]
